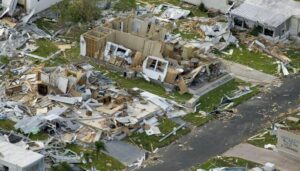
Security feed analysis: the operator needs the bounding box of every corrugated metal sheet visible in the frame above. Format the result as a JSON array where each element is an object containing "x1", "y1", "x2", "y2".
[{"x1": 231, "y1": 0, "x2": 300, "y2": 28}]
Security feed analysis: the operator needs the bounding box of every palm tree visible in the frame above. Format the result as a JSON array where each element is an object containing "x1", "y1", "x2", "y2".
[{"x1": 95, "y1": 141, "x2": 106, "y2": 159}]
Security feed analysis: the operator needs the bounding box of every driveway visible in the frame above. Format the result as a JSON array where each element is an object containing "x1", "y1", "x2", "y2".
[
  {"x1": 220, "y1": 59, "x2": 278, "y2": 84},
  {"x1": 139, "y1": 75, "x2": 300, "y2": 171},
  {"x1": 223, "y1": 143, "x2": 300, "y2": 171}
]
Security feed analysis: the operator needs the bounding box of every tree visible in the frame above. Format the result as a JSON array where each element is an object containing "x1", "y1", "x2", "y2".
[
  {"x1": 53, "y1": 0, "x2": 101, "y2": 23},
  {"x1": 94, "y1": 141, "x2": 106, "y2": 159}
]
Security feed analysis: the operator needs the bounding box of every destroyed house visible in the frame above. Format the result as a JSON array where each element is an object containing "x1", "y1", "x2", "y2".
[
  {"x1": 230, "y1": 0, "x2": 300, "y2": 41},
  {"x1": 80, "y1": 26, "x2": 164, "y2": 64},
  {"x1": 104, "y1": 15, "x2": 167, "y2": 41},
  {"x1": 0, "y1": 139, "x2": 44, "y2": 171},
  {"x1": 80, "y1": 15, "x2": 228, "y2": 95}
]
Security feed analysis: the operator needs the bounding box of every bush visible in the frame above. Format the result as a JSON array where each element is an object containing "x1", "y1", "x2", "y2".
[
  {"x1": 199, "y1": 3, "x2": 208, "y2": 12},
  {"x1": 250, "y1": 26, "x2": 261, "y2": 36},
  {"x1": 53, "y1": 0, "x2": 101, "y2": 23},
  {"x1": 51, "y1": 162, "x2": 72, "y2": 171}
]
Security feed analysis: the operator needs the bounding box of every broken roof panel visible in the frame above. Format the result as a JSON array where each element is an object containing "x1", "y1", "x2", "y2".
[
  {"x1": 161, "y1": 8, "x2": 190, "y2": 20},
  {"x1": 0, "y1": 139, "x2": 44, "y2": 168}
]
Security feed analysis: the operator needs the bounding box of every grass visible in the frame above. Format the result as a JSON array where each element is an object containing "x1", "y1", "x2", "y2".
[
  {"x1": 45, "y1": 44, "x2": 80, "y2": 67},
  {"x1": 114, "y1": 0, "x2": 137, "y2": 11},
  {"x1": 50, "y1": 162, "x2": 72, "y2": 171},
  {"x1": 0, "y1": 119, "x2": 49, "y2": 141},
  {"x1": 35, "y1": 18, "x2": 61, "y2": 34},
  {"x1": 188, "y1": 7, "x2": 208, "y2": 17},
  {"x1": 139, "y1": 0, "x2": 181, "y2": 5},
  {"x1": 183, "y1": 114, "x2": 213, "y2": 127},
  {"x1": 91, "y1": 63, "x2": 192, "y2": 103},
  {"x1": 0, "y1": 120, "x2": 16, "y2": 131},
  {"x1": 286, "y1": 48, "x2": 300, "y2": 69},
  {"x1": 174, "y1": 28, "x2": 201, "y2": 40},
  {"x1": 193, "y1": 156, "x2": 261, "y2": 171},
  {"x1": 0, "y1": 56, "x2": 9, "y2": 64},
  {"x1": 33, "y1": 39, "x2": 59, "y2": 57},
  {"x1": 127, "y1": 118, "x2": 190, "y2": 151},
  {"x1": 66, "y1": 144, "x2": 125, "y2": 171},
  {"x1": 247, "y1": 130, "x2": 277, "y2": 148},
  {"x1": 29, "y1": 132, "x2": 49, "y2": 141},
  {"x1": 223, "y1": 46, "x2": 278, "y2": 75},
  {"x1": 183, "y1": 80, "x2": 259, "y2": 126}
]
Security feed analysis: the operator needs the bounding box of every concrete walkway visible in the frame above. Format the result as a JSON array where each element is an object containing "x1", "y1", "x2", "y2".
[
  {"x1": 223, "y1": 143, "x2": 300, "y2": 171},
  {"x1": 105, "y1": 141, "x2": 145, "y2": 166},
  {"x1": 220, "y1": 59, "x2": 278, "y2": 84}
]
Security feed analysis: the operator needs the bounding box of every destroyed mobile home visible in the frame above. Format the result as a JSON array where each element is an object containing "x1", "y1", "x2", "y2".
[
  {"x1": 0, "y1": 0, "x2": 298, "y2": 170},
  {"x1": 80, "y1": 14, "x2": 233, "y2": 97},
  {"x1": 0, "y1": 61, "x2": 188, "y2": 168}
]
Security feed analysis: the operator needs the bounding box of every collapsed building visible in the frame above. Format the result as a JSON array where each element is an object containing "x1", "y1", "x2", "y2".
[
  {"x1": 80, "y1": 14, "x2": 231, "y2": 97},
  {"x1": 0, "y1": 138, "x2": 44, "y2": 171},
  {"x1": 0, "y1": 58, "x2": 188, "y2": 166},
  {"x1": 230, "y1": 0, "x2": 300, "y2": 42}
]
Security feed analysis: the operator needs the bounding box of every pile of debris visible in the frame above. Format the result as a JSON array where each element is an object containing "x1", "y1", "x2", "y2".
[{"x1": 0, "y1": 57, "x2": 190, "y2": 168}]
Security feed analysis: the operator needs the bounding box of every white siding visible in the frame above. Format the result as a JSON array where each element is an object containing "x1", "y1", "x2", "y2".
[
  {"x1": 25, "y1": 0, "x2": 61, "y2": 14},
  {"x1": 290, "y1": 16, "x2": 300, "y2": 36},
  {"x1": 182, "y1": 0, "x2": 234, "y2": 13},
  {"x1": 202, "y1": 0, "x2": 231, "y2": 13}
]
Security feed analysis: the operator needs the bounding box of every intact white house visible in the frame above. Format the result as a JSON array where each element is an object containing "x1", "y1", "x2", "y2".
[{"x1": 230, "y1": 0, "x2": 300, "y2": 41}]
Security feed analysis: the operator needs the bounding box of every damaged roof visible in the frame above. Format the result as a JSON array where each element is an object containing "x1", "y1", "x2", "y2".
[{"x1": 0, "y1": 139, "x2": 44, "y2": 167}]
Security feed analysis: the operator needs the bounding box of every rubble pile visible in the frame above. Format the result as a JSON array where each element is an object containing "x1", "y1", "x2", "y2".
[
  {"x1": 0, "y1": 0, "x2": 298, "y2": 170},
  {"x1": 0, "y1": 59, "x2": 188, "y2": 167}
]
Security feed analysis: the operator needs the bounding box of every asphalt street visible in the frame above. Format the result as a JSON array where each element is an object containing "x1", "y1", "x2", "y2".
[{"x1": 140, "y1": 74, "x2": 300, "y2": 171}]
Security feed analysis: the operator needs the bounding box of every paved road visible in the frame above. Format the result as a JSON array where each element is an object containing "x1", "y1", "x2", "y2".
[
  {"x1": 224, "y1": 143, "x2": 299, "y2": 171},
  {"x1": 140, "y1": 75, "x2": 300, "y2": 171},
  {"x1": 220, "y1": 59, "x2": 278, "y2": 84}
]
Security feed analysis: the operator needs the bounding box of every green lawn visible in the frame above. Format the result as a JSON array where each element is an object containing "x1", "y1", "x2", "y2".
[
  {"x1": 35, "y1": 18, "x2": 61, "y2": 35},
  {"x1": 114, "y1": 0, "x2": 137, "y2": 11},
  {"x1": 29, "y1": 132, "x2": 49, "y2": 141},
  {"x1": 188, "y1": 7, "x2": 208, "y2": 17},
  {"x1": 174, "y1": 29, "x2": 201, "y2": 40},
  {"x1": 0, "y1": 120, "x2": 16, "y2": 131},
  {"x1": 247, "y1": 130, "x2": 277, "y2": 148},
  {"x1": 286, "y1": 48, "x2": 300, "y2": 69},
  {"x1": 223, "y1": 46, "x2": 278, "y2": 75},
  {"x1": 33, "y1": 39, "x2": 59, "y2": 57},
  {"x1": 193, "y1": 156, "x2": 261, "y2": 171},
  {"x1": 183, "y1": 80, "x2": 259, "y2": 126},
  {"x1": 127, "y1": 118, "x2": 190, "y2": 151},
  {"x1": 67, "y1": 144, "x2": 125, "y2": 171},
  {"x1": 281, "y1": 115, "x2": 300, "y2": 130},
  {"x1": 140, "y1": 0, "x2": 181, "y2": 5},
  {"x1": 91, "y1": 64, "x2": 192, "y2": 104},
  {"x1": 182, "y1": 114, "x2": 213, "y2": 127},
  {"x1": 0, "y1": 56, "x2": 9, "y2": 64},
  {"x1": 45, "y1": 45, "x2": 80, "y2": 67}
]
